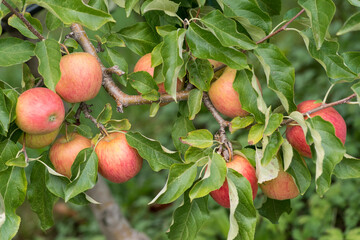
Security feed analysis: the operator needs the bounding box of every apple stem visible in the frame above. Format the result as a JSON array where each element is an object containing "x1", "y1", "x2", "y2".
[
  {"x1": 60, "y1": 43, "x2": 70, "y2": 55},
  {"x1": 22, "y1": 133, "x2": 29, "y2": 163},
  {"x1": 65, "y1": 123, "x2": 70, "y2": 142}
]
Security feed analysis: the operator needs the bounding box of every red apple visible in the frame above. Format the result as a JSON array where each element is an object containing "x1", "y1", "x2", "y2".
[
  {"x1": 260, "y1": 167, "x2": 299, "y2": 200},
  {"x1": 18, "y1": 128, "x2": 59, "y2": 149},
  {"x1": 208, "y1": 67, "x2": 261, "y2": 118},
  {"x1": 56, "y1": 52, "x2": 102, "y2": 103},
  {"x1": 210, "y1": 155, "x2": 258, "y2": 208},
  {"x1": 15, "y1": 87, "x2": 65, "y2": 134},
  {"x1": 286, "y1": 100, "x2": 347, "y2": 158},
  {"x1": 95, "y1": 132, "x2": 143, "y2": 183},
  {"x1": 49, "y1": 133, "x2": 92, "y2": 178},
  {"x1": 133, "y1": 53, "x2": 183, "y2": 95}
]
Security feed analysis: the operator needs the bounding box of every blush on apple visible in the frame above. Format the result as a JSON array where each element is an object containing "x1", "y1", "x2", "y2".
[
  {"x1": 95, "y1": 132, "x2": 143, "y2": 183},
  {"x1": 15, "y1": 87, "x2": 65, "y2": 134},
  {"x1": 210, "y1": 155, "x2": 258, "y2": 208},
  {"x1": 286, "y1": 100, "x2": 347, "y2": 158},
  {"x1": 56, "y1": 52, "x2": 103, "y2": 103},
  {"x1": 18, "y1": 128, "x2": 59, "y2": 149},
  {"x1": 49, "y1": 133, "x2": 92, "y2": 178}
]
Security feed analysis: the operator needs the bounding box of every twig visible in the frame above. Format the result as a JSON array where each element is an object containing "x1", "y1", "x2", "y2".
[
  {"x1": 2, "y1": 0, "x2": 45, "y2": 40},
  {"x1": 281, "y1": 93, "x2": 356, "y2": 126},
  {"x1": 105, "y1": 66, "x2": 125, "y2": 77},
  {"x1": 77, "y1": 102, "x2": 109, "y2": 136},
  {"x1": 256, "y1": 9, "x2": 305, "y2": 44}
]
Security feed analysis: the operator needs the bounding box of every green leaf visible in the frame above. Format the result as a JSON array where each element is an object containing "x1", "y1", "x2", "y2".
[
  {"x1": 141, "y1": 0, "x2": 180, "y2": 17},
  {"x1": 0, "y1": 167, "x2": 27, "y2": 240},
  {"x1": 258, "y1": 0, "x2": 281, "y2": 16},
  {"x1": 0, "y1": 140, "x2": 19, "y2": 172},
  {"x1": 248, "y1": 124, "x2": 264, "y2": 145},
  {"x1": 106, "y1": 119, "x2": 131, "y2": 131},
  {"x1": 220, "y1": 0, "x2": 272, "y2": 41},
  {"x1": 126, "y1": 132, "x2": 182, "y2": 171},
  {"x1": 5, "y1": 155, "x2": 27, "y2": 168},
  {"x1": 189, "y1": 152, "x2": 226, "y2": 200},
  {"x1": 186, "y1": 23, "x2": 248, "y2": 70},
  {"x1": 334, "y1": 155, "x2": 360, "y2": 179},
  {"x1": 299, "y1": 0, "x2": 335, "y2": 49},
  {"x1": 343, "y1": 52, "x2": 360, "y2": 75},
  {"x1": 255, "y1": 43, "x2": 296, "y2": 113},
  {"x1": 180, "y1": 129, "x2": 213, "y2": 148},
  {"x1": 201, "y1": 10, "x2": 256, "y2": 50},
  {"x1": 161, "y1": 29, "x2": 186, "y2": 100},
  {"x1": 45, "y1": 11, "x2": 62, "y2": 31},
  {"x1": 151, "y1": 43, "x2": 164, "y2": 68},
  {"x1": 172, "y1": 115, "x2": 195, "y2": 154},
  {"x1": 227, "y1": 169, "x2": 257, "y2": 240},
  {"x1": 0, "y1": 38, "x2": 35, "y2": 67},
  {"x1": 282, "y1": 139, "x2": 293, "y2": 171},
  {"x1": 187, "y1": 58, "x2": 214, "y2": 91},
  {"x1": 168, "y1": 193, "x2": 209, "y2": 240},
  {"x1": 337, "y1": 12, "x2": 360, "y2": 36},
  {"x1": 156, "y1": 25, "x2": 177, "y2": 37},
  {"x1": 230, "y1": 116, "x2": 254, "y2": 133},
  {"x1": 65, "y1": 148, "x2": 98, "y2": 202},
  {"x1": 73, "y1": 124, "x2": 93, "y2": 139},
  {"x1": 3, "y1": 89, "x2": 17, "y2": 124},
  {"x1": 128, "y1": 71, "x2": 159, "y2": 101},
  {"x1": 96, "y1": 103, "x2": 112, "y2": 124},
  {"x1": 264, "y1": 113, "x2": 283, "y2": 136},
  {"x1": 118, "y1": 22, "x2": 159, "y2": 56},
  {"x1": 105, "y1": 34, "x2": 125, "y2": 48},
  {"x1": 255, "y1": 149, "x2": 280, "y2": 183},
  {"x1": 233, "y1": 69, "x2": 266, "y2": 123},
  {"x1": 149, "y1": 102, "x2": 160, "y2": 117},
  {"x1": 125, "y1": 0, "x2": 140, "y2": 17},
  {"x1": 22, "y1": 63, "x2": 36, "y2": 90},
  {"x1": 8, "y1": 12, "x2": 43, "y2": 39},
  {"x1": 286, "y1": 150, "x2": 311, "y2": 194},
  {"x1": 29, "y1": 0, "x2": 114, "y2": 30},
  {"x1": 309, "y1": 116, "x2": 346, "y2": 196},
  {"x1": 184, "y1": 147, "x2": 212, "y2": 164},
  {"x1": 347, "y1": 0, "x2": 360, "y2": 7},
  {"x1": 258, "y1": 198, "x2": 291, "y2": 224},
  {"x1": 188, "y1": 89, "x2": 203, "y2": 120},
  {"x1": 262, "y1": 131, "x2": 283, "y2": 165},
  {"x1": 102, "y1": 46, "x2": 128, "y2": 86},
  {"x1": 28, "y1": 161, "x2": 57, "y2": 230},
  {"x1": 35, "y1": 39, "x2": 61, "y2": 91},
  {"x1": 64, "y1": 38, "x2": 79, "y2": 49},
  {"x1": 0, "y1": 91, "x2": 10, "y2": 136},
  {"x1": 150, "y1": 162, "x2": 198, "y2": 204}
]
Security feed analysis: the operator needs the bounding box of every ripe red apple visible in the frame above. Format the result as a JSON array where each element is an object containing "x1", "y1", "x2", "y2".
[
  {"x1": 15, "y1": 87, "x2": 65, "y2": 134},
  {"x1": 260, "y1": 167, "x2": 299, "y2": 200},
  {"x1": 210, "y1": 155, "x2": 258, "y2": 208},
  {"x1": 95, "y1": 132, "x2": 143, "y2": 183},
  {"x1": 208, "y1": 67, "x2": 261, "y2": 118},
  {"x1": 18, "y1": 128, "x2": 59, "y2": 149},
  {"x1": 49, "y1": 133, "x2": 92, "y2": 178},
  {"x1": 56, "y1": 52, "x2": 102, "y2": 103},
  {"x1": 133, "y1": 53, "x2": 183, "y2": 95},
  {"x1": 286, "y1": 100, "x2": 347, "y2": 158}
]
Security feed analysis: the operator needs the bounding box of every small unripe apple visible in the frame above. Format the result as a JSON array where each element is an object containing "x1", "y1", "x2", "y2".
[
  {"x1": 49, "y1": 133, "x2": 92, "y2": 178},
  {"x1": 260, "y1": 167, "x2": 299, "y2": 200},
  {"x1": 15, "y1": 87, "x2": 65, "y2": 134},
  {"x1": 95, "y1": 132, "x2": 143, "y2": 183},
  {"x1": 210, "y1": 155, "x2": 258, "y2": 208},
  {"x1": 56, "y1": 52, "x2": 103, "y2": 103},
  {"x1": 18, "y1": 128, "x2": 59, "y2": 149},
  {"x1": 133, "y1": 53, "x2": 183, "y2": 95},
  {"x1": 208, "y1": 67, "x2": 261, "y2": 118},
  {"x1": 286, "y1": 100, "x2": 347, "y2": 158}
]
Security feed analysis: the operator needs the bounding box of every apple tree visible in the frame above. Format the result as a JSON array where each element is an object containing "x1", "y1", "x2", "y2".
[{"x1": 0, "y1": 0, "x2": 360, "y2": 239}]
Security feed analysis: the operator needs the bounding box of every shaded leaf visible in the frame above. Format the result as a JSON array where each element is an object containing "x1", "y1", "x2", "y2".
[
  {"x1": 258, "y1": 198, "x2": 291, "y2": 224},
  {"x1": 187, "y1": 58, "x2": 214, "y2": 91},
  {"x1": 188, "y1": 89, "x2": 203, "y2": 120}
]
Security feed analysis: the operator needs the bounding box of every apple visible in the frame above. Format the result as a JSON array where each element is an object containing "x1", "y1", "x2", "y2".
[
  {"x1": 15, "y1": 87, "x2": 65, "y2": 134},
  {"x1": 260, "y1": 167, "x2": 299, "y2": 200},
  {"x1": 133, "y1": 53, "x2": 183, "y2": 95},
  {"x1": 95, "y1": 132, "x2": 143, "y2": 183},
  {"x1": 210, "y1": 155, "x2": 258, "y2": 208},
  {"x1": 56, "y1": 52, "x2": 103, "y2": 103},
  {"x1": 49, "y1": 133, "x2": 92, "y2": 178},
  {"x1": 286, "y1": 100, "x2": 347, "y2": 158},
  {"x1": 208, "y1": 67, "x2": 261, "y2": 118},
  {"x1": 18, "y1": 128, "x2": 59, "y2": 149}
]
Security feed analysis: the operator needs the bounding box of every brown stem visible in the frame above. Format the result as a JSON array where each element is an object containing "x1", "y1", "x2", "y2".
[
  {"x1": 256, "y1": 9, "x2": 305, "y2": 44},
  {"x1": 2, "y1": 0, "x2": 45, "y2": 40},
  {"x1": 78, "y1": 102, "x2": 109, "y2": 136},
  {"x1": 281, "y1": 93, "x2": 356, "y2": 126},
  {"x1": 105, "y1": 66, "x2": 125, "y2": 77}
]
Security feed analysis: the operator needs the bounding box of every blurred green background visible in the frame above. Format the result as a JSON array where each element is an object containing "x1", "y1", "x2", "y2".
[{"x1": 1, "y1": 0, "x2": 360, "y2": 239}]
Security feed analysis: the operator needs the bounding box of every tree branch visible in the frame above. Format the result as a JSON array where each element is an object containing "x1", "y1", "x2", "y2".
[{"x1": 76, "y1": 102, "x2": 109, "y2": 136}]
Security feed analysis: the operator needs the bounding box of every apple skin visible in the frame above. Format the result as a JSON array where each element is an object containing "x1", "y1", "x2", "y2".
[
  {"x1": 95, "y1": 132, "x2": 143, "y2": 183},
  {"x1": 18, "y1": 128, "x2": 59, "y2": 149},
  {"x1": 260, "y1": 167, "x2": 299, "y2": 200},
  {"x1": 286, "y1": 100, "x2": 347, "y2": 158},
  {"x1": 56, "y1": 52, "x2": 102, "y2": 103},
  {"x1": 133, "y1": 53, "x2": 183, "y2": 95},
  {"x1": 49, "y1": 133, "x2": 92, "y2": 178},
  {"x1": 15, "y1": 87, "x2": 65, "y2": 134},
  {"x1": 208, "y1": 67, "x2": 261, "y2": 118},
  {"x1": 210, "y1": 155, "x2": 258, "y2": 208}
]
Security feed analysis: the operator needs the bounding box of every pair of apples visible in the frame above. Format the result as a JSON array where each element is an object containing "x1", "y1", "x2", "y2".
[{"x1": 16, "y1": 52, "x2": 143, "y2": 183}]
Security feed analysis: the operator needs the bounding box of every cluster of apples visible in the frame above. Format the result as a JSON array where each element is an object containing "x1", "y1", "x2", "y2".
[{"x1": 15, "y1": 52, "x2": 142, "y2": 183}]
